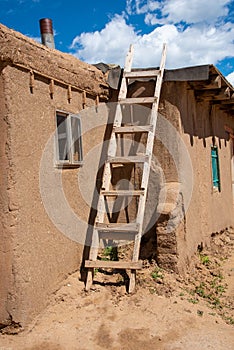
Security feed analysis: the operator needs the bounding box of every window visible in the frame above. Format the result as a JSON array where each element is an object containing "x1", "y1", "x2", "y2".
[
  {"x1": 211, "y1": 146, "x2": 220, "y2": 191},
  {"x1": 55, "y1": 112, "x2": 83, "y2": 167}
]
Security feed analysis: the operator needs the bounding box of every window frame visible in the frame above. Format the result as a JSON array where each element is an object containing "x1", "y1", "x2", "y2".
[
  {"x1": 211, "y1": 146, "x2": 221, "y2": 192},
  {"x1": 55, "y1": 111, "x2": 83, "y2": 168}
]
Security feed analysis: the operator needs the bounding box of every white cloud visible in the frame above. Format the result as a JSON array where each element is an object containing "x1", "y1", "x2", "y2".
[
  {"x1": 126, "y1": 0, "x2": 161, "y2": 15},
  {"x1": 126, "y1": 0, "x2": 134, "y2": 14},
  {"x1": 161, "y1": 0, "x2": 230, "y2": 24},
  {"x1": 135, "y1": 0, "x2": 161, "y2": 14},
  {"x1": 128, "y1": 0, "x2": 231, "y2": 24},
  {"x1": 70, "y1": 14, "x2": 234, "y2": 70},
  {"x1": 71, "y1": 15, "x2": 136, "y2": 64},
  {"x1": 226, "y1": 72, "x2": 234, "y2": 86}
]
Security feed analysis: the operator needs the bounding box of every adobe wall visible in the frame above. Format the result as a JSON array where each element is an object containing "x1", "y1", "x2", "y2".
[
  {"x1": 0, "y1": 65, "x2": 14, "y2": 326},
  {"x1": 0, "y1": 23, "x2": 109, "y2": 327},
  {"x1": 154, "y1": 81, "x2": 234, "y2": 273}
]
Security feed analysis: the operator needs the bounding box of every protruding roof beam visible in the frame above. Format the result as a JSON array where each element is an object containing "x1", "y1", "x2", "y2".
[
  {"x1": 195, "y1": 87, "x2": 233, "y2": 102},
  {"x1": 189, "y1": 75, "x2": 222, "y2": 90}
]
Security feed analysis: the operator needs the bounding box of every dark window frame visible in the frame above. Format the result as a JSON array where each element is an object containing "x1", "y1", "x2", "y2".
[
  {"x1": 55, "y1": 111, "x2": 83, "y2": 168},
  {"x1": 211, "y1": 146, "x2": 221, "y2": 192}
]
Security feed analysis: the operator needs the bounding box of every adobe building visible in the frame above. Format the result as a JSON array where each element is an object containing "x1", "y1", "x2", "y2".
[{"x1": 0, "y1": 22, "x2": 234, "y2": 328}]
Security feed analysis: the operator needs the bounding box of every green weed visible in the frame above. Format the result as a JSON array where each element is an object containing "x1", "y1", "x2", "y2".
[
  {"x1": 200, "y1": 254, "x2": 210, "y2": 265},
  {"x1": 225, "y1": 317, "x2": 234, "y2": 325},
  {"x1": 188, "y1": 298, "x2": 199, "y2": 304},
  {"x1": 151, "y1": 267, "x2": 163, "y2": 281},
  {"x1": 103, "y1": 246, "x2": 118, "y2": 261}
]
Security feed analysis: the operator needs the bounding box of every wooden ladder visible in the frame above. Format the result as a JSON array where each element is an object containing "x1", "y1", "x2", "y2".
[{"x1": 85, "y1": 44, "x2": 167, "y2": 293}]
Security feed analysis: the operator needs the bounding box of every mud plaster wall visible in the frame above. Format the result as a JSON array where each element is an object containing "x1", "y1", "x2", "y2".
[
  {"x1": 155, "y1": 81, "x2": 234, "y2": 273},
  {"x1": 0, "y1": 63, "x2": 108, "y2": 327},
  {"x1": 181, "y1": 88, "x2": 234, "y2": 241},
  {"x1": 0, "y1": 66, "x2": 14, "y2": 324}
]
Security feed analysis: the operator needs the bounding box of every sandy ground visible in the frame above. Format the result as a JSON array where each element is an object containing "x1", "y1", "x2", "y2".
[{"x1": 0, "y1": 230, "x2": 233, "y2": 350}]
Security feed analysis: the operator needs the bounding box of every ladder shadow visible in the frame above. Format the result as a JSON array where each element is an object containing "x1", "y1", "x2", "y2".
[{"x1": 92, "y1": 268, "x2": 130, "y2": 290}]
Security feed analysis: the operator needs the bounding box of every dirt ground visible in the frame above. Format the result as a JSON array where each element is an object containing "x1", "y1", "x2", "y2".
[{"x1": 0, "y1": 229, "x2": 233, "y2": 350}]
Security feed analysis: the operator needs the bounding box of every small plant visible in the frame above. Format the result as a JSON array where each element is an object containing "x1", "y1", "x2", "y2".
[
  {"x1": 225, "y1": 317, "x2": 234, "y2": 325},
  {"x1": 103, "y1": 246, "x2": 118, "y2": 261},
  {"x1": 195, "y1": 283, "x2": 206, "y2": 298},
  {"x1": 149, "y1": 287, "x2": 157, "y2": 294},
  {"x1": 103, "y1": 246, "x2": 113, "y2": 256},
  {"x1": 197, "y1": 310, "x2": 204, "y2": 317},
  {"x1": 216, "y1": 284, "x2": 226, "y2": 294},
  {"x1": 209, "y1": 296, "x2": 221, "y2": 307},
  {"x1": 200, "y1": 254, "x2": 210, "y2": 265},
  {"x1": 187, "y1": 289, "x2": 195, "y2": 296},
  {"x1": 188, "y1": 298, "x2": 199, "y2": 304},
  {"x1": 151, "y1": 267, "x2": 163, "y2": 281}
]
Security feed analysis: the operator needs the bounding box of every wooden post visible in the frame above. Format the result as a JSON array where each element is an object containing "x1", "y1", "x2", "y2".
[
  {"x1": 67, "y1": 85, "x2": 72, "y2": 102},
  {"x1": 29, "y1": 70, "x2": 35, "y2": 93},
  {"x1": 49, "y1": 79, "x2": 54, "y2": 99},
  {"x1": 82, "y1": 91, "x2": 86, "y2": 109}
]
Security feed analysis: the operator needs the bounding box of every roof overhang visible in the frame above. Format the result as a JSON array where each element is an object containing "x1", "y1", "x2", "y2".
[{"x1": 99, "y1": 63, "x2": 234, "y2": 114}]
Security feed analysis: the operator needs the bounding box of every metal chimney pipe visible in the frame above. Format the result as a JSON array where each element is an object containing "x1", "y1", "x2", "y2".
[{"x1": 39, "y1": 18, "x2": 55, "y2": 49}]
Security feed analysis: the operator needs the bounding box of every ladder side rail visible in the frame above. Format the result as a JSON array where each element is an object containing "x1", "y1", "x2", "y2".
[
  {"x1": 132, "y1": 44, "x2": 167, "y2": 262},
  {"x1": 119, "y1": 45, "x2": 134, "y2": 99},
  {"x1": 94, "y1": 44, "x2": 135, "y2": 221},
  {"x1": 159, "y1": 43, "x2": 167, "y2": 73},
  {"x1": 140, "y1": 43, "x2": 166, "y2": 188}
]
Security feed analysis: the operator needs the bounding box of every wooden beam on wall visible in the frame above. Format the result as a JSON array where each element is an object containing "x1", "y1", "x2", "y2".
[
  {"x1": 196, "y1": 87, "x2": 233, "y2": 102},
  {"x1": 29, "y1": 70, "x2": 35, "y2": 93}
]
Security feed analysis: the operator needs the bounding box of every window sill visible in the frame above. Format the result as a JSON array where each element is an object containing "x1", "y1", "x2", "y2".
[
  {"x1": 55, "y1": 162, "x2": 83, "y2": 169},
  {"x1": 212, "y1": 186, "x2": 220, "y2": 193}
]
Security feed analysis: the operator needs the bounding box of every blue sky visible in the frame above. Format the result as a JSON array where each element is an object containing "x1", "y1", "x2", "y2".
[{"x1": 1, "y1": 0, "x2": 234, "y2": 85}]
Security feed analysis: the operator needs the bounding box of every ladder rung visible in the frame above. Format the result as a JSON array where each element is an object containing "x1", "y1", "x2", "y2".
[
  {"x1": 107, "y1": 155, "x2": 148, "y2": 163},
  {"x1": 124, "y1": 70, "x2": 160, "y2": 79},
  {"x1": 96, "y1": 222, "x2": 139, "y2": 232},
  {"x1": 114, "y1": 125, "x2": 153, "y2": 133},
  {"x1": 99, "y1": 232, "x2": 136, "y2": 240},
  {"x1": 101, "y1": 190, "x2": 144, "y2": 196},
  {"x1": 85, "y1": 260, "x2": 142, "y2": 270},
  {"x1": 119, "y1": 97, "x2": 157, "y2": 104}
]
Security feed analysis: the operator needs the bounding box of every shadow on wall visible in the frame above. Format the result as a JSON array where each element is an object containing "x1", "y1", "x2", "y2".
[{"x1": 161, "y1": 81, "x2": 232, "y2": 149}]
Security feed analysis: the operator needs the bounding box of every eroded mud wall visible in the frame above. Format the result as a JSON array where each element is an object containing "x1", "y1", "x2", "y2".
[
  {"x1": 0, "y1": 22, "x2": 109, "y2": 326},
  {"x1": 155, "y1": 81, "x2": 234, "y2": 273}
]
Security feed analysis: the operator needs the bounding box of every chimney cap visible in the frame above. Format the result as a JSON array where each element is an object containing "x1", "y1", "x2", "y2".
[{"x1": 39, "y1": 18, "x2": 53, "y2": 35}]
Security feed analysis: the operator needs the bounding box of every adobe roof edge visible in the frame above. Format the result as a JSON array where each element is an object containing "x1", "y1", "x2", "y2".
[{"x1": 0, "y1": 23, "x2": 109, "y2": 99}]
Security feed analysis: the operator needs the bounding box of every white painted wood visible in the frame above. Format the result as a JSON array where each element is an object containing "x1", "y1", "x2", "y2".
[
  {"x1": 124, "y1": 69, "x2": 160, "y2": 78},
  {"x1": 107, "y1": 155, "x2": 149, "y2": 163},
  {"x1": 99, "y1": 231, "x2": 136, "y2": 240},
  {"x1": 85, "y1": 260, "x2": 142, "y2": 269},
  {"x1": 132, "y1": 43, "x2": 167, "y2": 268},
  {"x1": 114, "y1": 125, "x2": 153, "y2": 133},
  {"x1": 101, "y1": 190, "x2": 144, "y2": 196},
  {"x1": 119, "y1": 45, "x2": 134, "y2": 99},
  {"x1": 85, "y1": 43, "x2": 167, "y2": 293},
  {"x1": 96, "y1": 222, "x2": 139, "y2": 232},
  {"x1": 119, "y1": 97, "x2": 157, "y2": 104}
]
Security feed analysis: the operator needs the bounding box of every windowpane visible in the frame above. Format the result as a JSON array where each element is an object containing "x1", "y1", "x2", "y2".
[
  {"x1": 70, "y1": 115, "x2": 83, "y2": 163},
  {"x1": 55, "y1": 112, "x2": 83, "y2": 166},
  {"x1": 211, "y1": 147, "x2": 220, "y2": 190},
  {"x1": 56, "y1": 114, "x2": 69, "y2": 161}
]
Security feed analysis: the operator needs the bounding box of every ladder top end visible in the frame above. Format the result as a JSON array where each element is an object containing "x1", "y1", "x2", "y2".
[{"x1": 129, "y1": 44, "x2": 134, "y2": 52}]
